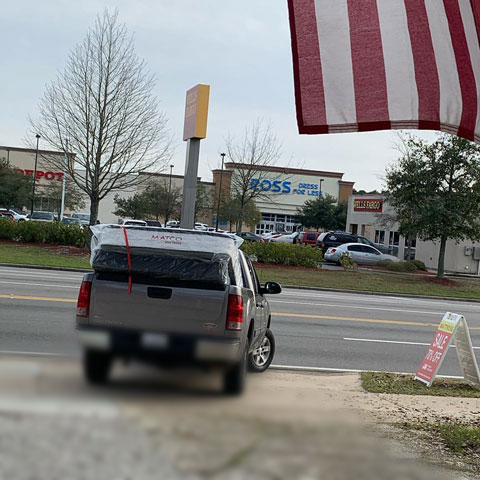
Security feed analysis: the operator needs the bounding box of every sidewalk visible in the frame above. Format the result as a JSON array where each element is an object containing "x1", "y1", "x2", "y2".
[{"x1": 0, "y1": 355, "x2": 473, "y2": 479}]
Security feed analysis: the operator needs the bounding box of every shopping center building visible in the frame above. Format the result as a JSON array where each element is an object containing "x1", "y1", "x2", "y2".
[
  {"x1": 346, "y1": 193, "x2": 480, "y2": 274},
  {"x1": 1, "y1": 145, "x2": 355, "y2": 232}
]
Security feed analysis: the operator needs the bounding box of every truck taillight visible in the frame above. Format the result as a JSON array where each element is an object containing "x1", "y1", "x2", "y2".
[
  {"x1": 226, "y1": 294, "x2": 244, "y2": 331},
  {"x1": 77, "y1": 280, "x2": 92, "y2": 317}
]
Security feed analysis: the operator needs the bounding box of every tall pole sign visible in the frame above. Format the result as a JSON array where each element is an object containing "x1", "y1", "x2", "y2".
[{"x1": 180, "y1": 84, "x2": 210, "y2": 229}]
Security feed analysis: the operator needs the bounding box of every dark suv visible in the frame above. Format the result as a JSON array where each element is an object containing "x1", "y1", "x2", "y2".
[{"x1": 317, "y1": 231, "x2": 390, "y2": 254}]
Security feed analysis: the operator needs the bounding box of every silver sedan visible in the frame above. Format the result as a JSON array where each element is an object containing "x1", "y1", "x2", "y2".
[{"x1": 324, "y1": 242, "x2": 399, "y2": 265}]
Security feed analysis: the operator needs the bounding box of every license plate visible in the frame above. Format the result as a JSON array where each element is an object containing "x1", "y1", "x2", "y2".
[{"x1": 142, "y1": 333, "x2": 169, "y2": 349}]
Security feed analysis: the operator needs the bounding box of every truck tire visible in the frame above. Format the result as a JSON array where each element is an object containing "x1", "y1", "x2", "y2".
[
  {"x1": 223, "y1": 342, "x2": 248, "y2": 395},
  {"x1": 83, "y1": 349, "x2": 112, "y2": 385},
  {"x1": 248, "y1": 329, "x2": 275, "y2": 373}
]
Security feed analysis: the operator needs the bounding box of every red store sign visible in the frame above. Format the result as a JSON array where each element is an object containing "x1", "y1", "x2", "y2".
[
  {"x1": 15, "y1": 169, "x2": 64, "y2": 181},
  {"x1": 353, "y1": 198, "x2": 383, "y2": 212}
]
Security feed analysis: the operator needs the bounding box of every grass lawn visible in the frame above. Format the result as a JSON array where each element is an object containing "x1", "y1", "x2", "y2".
[
  {"x1": 361, "y1": 372, "x2": 480, "y2": 398},
  {"x1": 255, "y1": 264, "x2": 480, "y2": 299},
  {"x1": 0, "y1": 242, "x2": 90, "y2": 269}
]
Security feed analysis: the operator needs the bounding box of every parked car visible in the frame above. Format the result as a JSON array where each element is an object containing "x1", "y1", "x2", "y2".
[
  {"x1": 270, "y1": 232, "x2": 299, "y2": 244},
  {"x1": 72, "y1": 212, "x2": 91, "y2": 226},
  {"x1": 145, "y1": 220, "x2": 162, "y2": 227},
  {"x1": 76, "y1": 227, "x2": 282, "y2": 394},
  {"x1": 118, "y1": 219, "x2": 147, "y2": 227},
  {"x1": 61, "y1": 217, "x2": 82, "y2": 226},
  {"x1": 0, "y1": 208, "x2": 28, "y2": 222},
  {"x1": 194, "y1": 222, "x2": 209, "y2": 231},
  {"x1": 296, "y1": 231, "x2": 321, "y2": 246},
  {"x1": 30, "y1": 211, "x2": 55, "y2": 222},
  {"x1": 0, "y1": 212, "x2": 15, "y2": 221},
  {"x1": 317, "y1": 231, "x2": 390, "y2": 254},
  {"x1": 324, "y1": 243, "x2": 399, "y2": 265},
  {"x1": 166, "y1": 221, "x2": 180, "y2": 228},
  {"x1": 240, "y1": 232, "x2": 262, "y2": 242},
  {"x1": 260, "y1": 232, "x2": 282, "y2": 242}
]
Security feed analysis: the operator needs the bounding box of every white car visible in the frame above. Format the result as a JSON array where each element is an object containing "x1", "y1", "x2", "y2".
[
  {"x1": 72, "y1": 212, "x2": 91, "y2": 226},
  {"x1": 30, "y1": 211, "x2": 55, "y2": 222},
  {"x1": 0, "y1": 209, "x2": 28, "y2": 222},
  {"x1": 119, "y1": 219, "x2": 147, "y2": 227},
  {"x1": 194, "y1": 222, "x2": 209, "y2": 231},
  {"x1": 324, "y1": 243, "x2": 399, "y2": 265},
  {"x1": 269, "y1": 232, "x2": 299, "y2": 244}
]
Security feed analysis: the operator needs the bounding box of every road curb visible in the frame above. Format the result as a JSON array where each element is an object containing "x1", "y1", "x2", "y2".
[
  {"x1": 0, "y1": 263, "x2": 91, "y2": 273},
  {"x1": 281, "y1": 284, "x2": 480, "y2": 303}
]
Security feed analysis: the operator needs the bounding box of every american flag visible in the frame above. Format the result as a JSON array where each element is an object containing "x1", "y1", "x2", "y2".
[{"x1": 288, "y1": 0, "x2": 480, "y2": 142}]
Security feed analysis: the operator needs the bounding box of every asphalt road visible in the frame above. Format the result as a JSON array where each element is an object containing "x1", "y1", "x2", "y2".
[{"x1": 1, "y1": 265, "x2": 480, "y2": 376}]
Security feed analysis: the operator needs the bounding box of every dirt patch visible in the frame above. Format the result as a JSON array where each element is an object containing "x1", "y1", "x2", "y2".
[{"x1": 425, "y1": 276, "x2": 460, "y2": 287}]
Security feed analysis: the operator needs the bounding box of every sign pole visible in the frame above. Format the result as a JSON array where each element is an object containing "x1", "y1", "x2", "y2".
[
  {"x1": 180, "y1": 138, "x2": 200, "y2": 229},
  {"x1": 179, "y1": 84, "x2": 210, "y2": 230}
]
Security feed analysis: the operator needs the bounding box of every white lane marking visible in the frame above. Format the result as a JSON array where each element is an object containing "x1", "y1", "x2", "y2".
[
  {"x1": 0, "y1": 280, "x2": 78, "y2": 289},
  {"x1": 343, "y1": 337, "x2": 480, "y2": 350},
  {"x1": 0, "y1": 350, "x2": 75, "y2": 357},
  {"x1": 270, "y1": 364, "x2": 463, "y2": 379},
  {"x1": 270, "y1": 299, "x2": 443, "y2": 316},
  {"x1": 0, "y1": 270, "x2": 83, "y2": 280}
]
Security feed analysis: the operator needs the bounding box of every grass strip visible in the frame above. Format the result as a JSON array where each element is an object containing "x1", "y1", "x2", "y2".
[
  {"x1": 0, "y1": 243, "x2": 90, "y2": 269},
  {"x1": 361, "y1": 372, "x2": 480, "y2": 398},
  {"x1": 255, "y1": 265, "x2": 480, "y2": 299}
]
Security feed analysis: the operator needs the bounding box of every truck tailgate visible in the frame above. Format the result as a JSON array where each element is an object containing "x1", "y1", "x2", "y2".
[{"x1": 89, "y1": 276, "x2": 228, "y2": 337}]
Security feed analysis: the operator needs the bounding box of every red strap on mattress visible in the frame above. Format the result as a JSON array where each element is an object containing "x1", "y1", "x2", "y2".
[{"x1": 122, "y1": 226, "x2": 132, "y2": 294}]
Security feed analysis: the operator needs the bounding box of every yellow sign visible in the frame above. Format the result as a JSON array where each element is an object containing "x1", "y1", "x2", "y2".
[{"x1": 183, "y1": 84, "x2": 210, "y2": 141}]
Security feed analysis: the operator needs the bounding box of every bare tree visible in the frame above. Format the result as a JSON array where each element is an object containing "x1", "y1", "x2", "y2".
[
  {"x1": 30, "y1": 10, "x2": 172, "y2": 224},
  {"x1": 225, "y1": 120, "x2": 282, "y2": 233}
]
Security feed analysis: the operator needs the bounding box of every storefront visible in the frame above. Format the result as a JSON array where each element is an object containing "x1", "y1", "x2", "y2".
[
  {"x1": 213, "y1": 163, "x2": 355, "y2": 234},
  {"x1": 346, "y1": 194, "x2": 480, "y2": 274}
]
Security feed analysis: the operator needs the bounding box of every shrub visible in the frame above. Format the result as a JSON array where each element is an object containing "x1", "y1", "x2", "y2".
[
  {"x1": 376, "y1": 259, "x2": 394, "y2": 267},
  {"x1": 241, "y1": 241, "x2": 323, "y2": 268},
  {"x1": 410, "y1": 259, "x2": 427, "y2": 271},
  {"x1": 0, "y1": 219, "x2": 88, "y2": 247},
  {"x1": 386, "y1": 261, "x2": 417, "y2": 272},
  {"x1": 338, "y1": 252, "x2": 357, "y2": 270}
]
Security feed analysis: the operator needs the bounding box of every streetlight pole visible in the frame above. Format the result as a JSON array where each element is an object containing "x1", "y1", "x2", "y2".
[
  {"x1": 165, "y1": 164, "x2": 174, "y2": 225},
  {"x1": 215, "y1": 153, "x2": 226, "y2": 232},
  {"x1": 319, "y1": 178, "x2": 324, "y2": 197},
  {"x1": 30, "y1": 134, "x2": 40, "y2": 217}
]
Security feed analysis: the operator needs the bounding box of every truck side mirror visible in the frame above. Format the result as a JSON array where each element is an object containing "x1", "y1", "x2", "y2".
[{"x1": 261, "y1": 281, "x2": 282, "y2": 295}]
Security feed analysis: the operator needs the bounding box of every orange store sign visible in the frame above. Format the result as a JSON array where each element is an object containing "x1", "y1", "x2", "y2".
[{"x1": 353, "y1": 198, "x2": 383, "y2": 212}]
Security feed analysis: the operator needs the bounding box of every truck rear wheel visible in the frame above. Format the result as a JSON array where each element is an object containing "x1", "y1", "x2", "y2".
[
  {"x1": 223, "y1": 342, "x2": 248, "y2": 395},
  {"x1": 83, "y1": 349, "x2": 112, "y2": 385},
  {"x1": 248, "y1": 329, "x2": 275, "y2": 373}
]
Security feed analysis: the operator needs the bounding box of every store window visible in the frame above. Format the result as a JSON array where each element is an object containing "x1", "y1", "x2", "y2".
[
  {"x1": 256, "y1": 213, "x2": 298, "y2": 235},
  {"x1": 403, "y1": 236, "x2": 417, "y2": 261},
  {"x1": 389, "y1": 231, "x2": 400, "y2": 255},
  {"x1": 350, "y1": 224, "x2": 358, "y2": 234},
  {"x1": 375, "y1": 230, "x2": 385, "y2": 246}
]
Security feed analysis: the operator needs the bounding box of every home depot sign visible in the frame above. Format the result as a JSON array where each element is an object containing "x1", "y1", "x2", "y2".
[{"x1": 15, "y1": 168, "x2": 64, "y2": 181}]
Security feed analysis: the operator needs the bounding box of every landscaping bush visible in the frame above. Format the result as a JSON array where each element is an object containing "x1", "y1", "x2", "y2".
[
  {"x1": 0, "y1": 219, "x2": 88, "y2": 247},
  {"x1": 241, "y1": 241, "x2": 323, "y2": 268},
  {"x1": 338, "y1": 252, "x2": 357, "y2": 270},
  {"x1": 386, "y1": 260, "x2": 418, "y2": 272},
  {"x1": 410, "y1": 259, "x2": 427, "y2": 271},
  {"x1": 376, "y1": 259, "x2": 394, "y2": 267}
]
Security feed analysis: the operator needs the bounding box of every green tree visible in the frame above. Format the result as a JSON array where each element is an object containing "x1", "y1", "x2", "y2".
[
  {"x1": 296, "y1": 194, "x2": 346, "y2": 231},
  {"x1": 143, "y1": 181, "x2": 182, "y2": 223},
  {"x1": 113, "y1": 192, "x2": 149, "y2": 220},
  {"x1": 0, "y1": 159, "x2": 32, "y2": 209},
  {"x1": 385, "y1": 134, "x2": 480, "y2": 278},
  {"x1": 219, "y1": 197, "x2": 261, "y2": 232}
]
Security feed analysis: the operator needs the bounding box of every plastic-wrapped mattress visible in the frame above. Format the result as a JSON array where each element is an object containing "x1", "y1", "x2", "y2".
[{"x1": 89, "y1": 225, "x2": 243, "y2": 286}]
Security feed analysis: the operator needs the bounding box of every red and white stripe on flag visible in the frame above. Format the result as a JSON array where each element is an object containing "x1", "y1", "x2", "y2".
[{"x1": 287, "y1": 0, "x2": 480, "y2": 142}]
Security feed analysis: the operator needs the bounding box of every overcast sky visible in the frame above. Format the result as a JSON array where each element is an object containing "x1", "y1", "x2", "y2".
[{"x1": 1, "y1": 0, "x2": 437, "y2": 191}]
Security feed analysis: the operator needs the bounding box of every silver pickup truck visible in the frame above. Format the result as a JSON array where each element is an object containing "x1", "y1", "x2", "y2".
[{"x1": 76, "y1": 226, "x2": 281, "y2": 394}]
